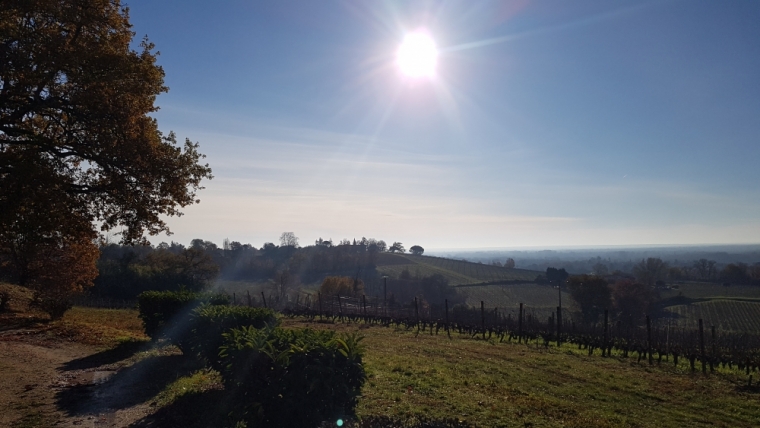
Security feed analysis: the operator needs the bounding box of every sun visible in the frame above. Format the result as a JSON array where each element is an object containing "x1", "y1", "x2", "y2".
[{"x1": 396, "y1": 30, "x2": 438, "y2": 79}]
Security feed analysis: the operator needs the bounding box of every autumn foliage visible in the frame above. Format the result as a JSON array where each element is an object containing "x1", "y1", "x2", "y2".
[{"x1": 319, "y1": 276, "x2": 365, "y2": 297}]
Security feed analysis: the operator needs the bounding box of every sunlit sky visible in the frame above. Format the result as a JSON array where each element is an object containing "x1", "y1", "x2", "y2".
[{"x1": 128, "y1": 0, "x2": 760, "y2": 250}]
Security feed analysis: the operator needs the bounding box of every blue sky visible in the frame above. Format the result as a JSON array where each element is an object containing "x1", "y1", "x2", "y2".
[{"x1": 127, "y1": 0, "x2": 760, "y2": 249}]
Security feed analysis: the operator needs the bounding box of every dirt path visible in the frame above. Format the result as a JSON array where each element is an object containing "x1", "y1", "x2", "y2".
[{"x1": 0, "y1": 332, "x2": 159, "y2": 428}]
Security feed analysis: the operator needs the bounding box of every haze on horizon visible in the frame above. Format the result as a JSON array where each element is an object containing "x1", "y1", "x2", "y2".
[{"x1": 127, "y1": 1, "x2": 760, "y2": 250}]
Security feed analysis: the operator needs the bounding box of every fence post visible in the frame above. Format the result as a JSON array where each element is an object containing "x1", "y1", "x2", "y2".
[
  {"x1": 414, "y1": 297, "x2": 419, "y2": 328},
  {"x1": 318, "y1": 292, "x2": 322, "y2": 320},
  {"x1": 646, "y1": 315, "x2": 652, "y2": 365},
  {"x1": 699, "y1": 319, "x2": 706, "y2": 374},
  {"x1": 549, "y1": 314, "x2": 554, "y2": 347},
  {"x1": 518, "y1": 303, "x2": 523, "y2": 344},
  {"x1": 556, "y1": 305, "x2": 562, "y2": 346},
  {"x1": 261, "y1": 292, "x2": 267, "y2": 308},
  {"x1": 711, "y1": 325, "x2": 716, "y2": 372},
  {"x1": 337, "y1": 294, "x2": 343, "y2": 321},
  {"x1": 445, "y1": 299, "x2": 450, "y2": 337},
  {"x1": 481, "y1": 301, "x2": 485, "y2": 340},
  {"x1": 603, "y1": 309, "x2": 609, "y2": 357},
  {"x1": 247, "y1": 290, "x2": 251, "y2": 307},
  {"x1": 383, "y1": 276, "x2": 388, "y2": 317},
  {"x1": 362, "y1": 294, "x2": 367, "y2": 321}
]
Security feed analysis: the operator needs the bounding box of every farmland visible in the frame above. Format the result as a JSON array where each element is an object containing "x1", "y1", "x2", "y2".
[
  {"x1": 375, "y1": 253, "x2": 541, "y2": 285},
  {"x1": 663, "y1": 300, "x2": 760, "y2": 332},
  {"x1": 2, "y1": 281, "x2": 760, "y2": 427}
]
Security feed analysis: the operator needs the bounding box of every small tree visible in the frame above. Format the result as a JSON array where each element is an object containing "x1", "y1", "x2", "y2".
[
  {"x1": 279, "y1": 232, "x2": 299, "y2": 248},
  {"x1": 319, "y1": 276, "x2": 364, "y2": 297},
  {"x1": 389, "y1": 242, "x2": 405, "y2": 253},
  {"x1": 409, "y1": 245, "x2": 424, "y2": 256},
  {"x1": 29, "y1": 233, "x2": 100, "y2": 319},
  {"x1": 567, "y1": 275, "x2": 611, "y2": 324},
  {"x1": 504, "y1": 258, "x2": 516, "y2": 269},
  {"x1": 546, "y1": 267, "x2": 569, "y2": 286}
]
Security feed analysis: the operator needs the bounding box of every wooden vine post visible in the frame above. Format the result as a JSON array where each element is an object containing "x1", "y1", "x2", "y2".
[
  {"x1": 481, "y1": 301, "x2": 486, "y2": 340},
  {"x1": 318, "y1": 292, "x2": 323, "y2": 320},
  {"x1": 445, "y1": 299, "x2": 450, "y2": 337},
  {"x1": 603, "y1": 309, "x2": 609, "y2": 357},
  {"x1": 699, "y1": 319, "x2": 706, "y2": 374},
  {"x1": 261, "y1": 292, "x2": 267, "y2": 308},
  {"x1": 646, "y1": 315, "x2": 652, "y2": 365},
  {"x1": 518, "y1": 303, "x2": 523, "y2": 344}
]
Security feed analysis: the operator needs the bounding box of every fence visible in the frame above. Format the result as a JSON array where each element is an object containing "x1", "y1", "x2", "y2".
[{"x1": 272, "y1": 292, "x2": 760, "y2": 378}]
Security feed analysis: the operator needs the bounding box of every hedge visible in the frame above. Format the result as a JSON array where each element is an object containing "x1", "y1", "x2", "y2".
[
  {"x1": 137, "y1": 290, "x2": 229, "y2": 351},
  {"x1": 187, "y1": 305, "x2": 279, "y2": 367},
  {"x1": 220, "y1": 326, "x2": 366, "y2": 427}
]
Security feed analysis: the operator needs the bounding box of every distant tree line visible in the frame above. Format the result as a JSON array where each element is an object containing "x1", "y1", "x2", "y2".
[
  {"x1": 87, "y1": 234, "x2": 427, "y2": 300},
  {"x1": 547, "y1": 256, "x2": 760, "y2": 328}
]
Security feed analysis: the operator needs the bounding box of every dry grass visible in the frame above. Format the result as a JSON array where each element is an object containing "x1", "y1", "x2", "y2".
[
  {"x1": 0, "y1": 282, "x2": 147, "y2": 348},
  {"x1": 46, "y1": 306, "x2": 148, "y2": 347}
]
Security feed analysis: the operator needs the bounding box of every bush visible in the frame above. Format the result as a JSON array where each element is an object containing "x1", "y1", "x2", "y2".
[
  {"x1": 319, "y1": 276, "x2": 364, "y2": 297},
  {"x1": 137, "y1": 290, "x2": 229, "y2": 349},
  {"x1": 31, "y1": 291, "x2": 73, "y2": 320},
  {"x1": 220, "y1": 327, "x2": 366, "y2": 428},
  {"x1": 0, "y1": 291, "x2": 10, "y2": 313},
  {"x1": 188, "y1": 305, "x2": 279, "y2": 367}
]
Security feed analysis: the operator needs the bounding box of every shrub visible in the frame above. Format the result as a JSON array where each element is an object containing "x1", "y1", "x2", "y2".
[
  {"x1": 188, "y1": 305, "x2": 279, "y2": 367},
  {"x1": 0, "y1": 291, "x2": 10, "y2": 313},
  {"x1": 30, "y1": 290, "x2": 73, "y2": 320},
  {"x1": 319, "y1": 276, "x2": 364, "y2": 297},
  {"x1": 137, "y1": 290, "x2": 229, "y2": 350},
  {"x1": 220, "y1": 327, "x2": 366, "y2": 427}
]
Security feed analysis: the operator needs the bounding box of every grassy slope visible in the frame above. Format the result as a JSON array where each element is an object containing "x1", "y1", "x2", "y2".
[
  {"x1": 283, "y1": 318, "x2": 760, "y2": 428},
  {"x1": 4, "y1": 296, "x2": 758, "y2": 428},
  {"x1": 375, "y1": 253, "x2": 541, "y2": 285}
]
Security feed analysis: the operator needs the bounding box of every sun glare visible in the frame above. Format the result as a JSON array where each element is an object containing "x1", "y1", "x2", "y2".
[{"x1": 396, "y1": 31, "x2": 438, "y2": 79}]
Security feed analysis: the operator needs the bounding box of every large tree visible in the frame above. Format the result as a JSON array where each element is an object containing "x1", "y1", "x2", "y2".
[
  {"x1": 567, "y1": 274, "x2": 611, "y2": 324},
  {"x1": 0, "y1": 1, "x2": 212, "y2": 313},
  {"x1": 632, "y1": 258, "x2": 669, "y2": 286},
  {"x1": 0, "y1": 0, "x2": 212, "y2": 244},
  {"x1": 612, "y1": 280, "x2": 657, "y2": 325},
  {"x1": 409, "y1": 245, "x2": 424, "y2": 256}
]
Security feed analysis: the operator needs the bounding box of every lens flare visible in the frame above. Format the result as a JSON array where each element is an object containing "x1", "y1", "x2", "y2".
[{"x1": 396, "y1": 31, "x2": 438, "y2": 78}]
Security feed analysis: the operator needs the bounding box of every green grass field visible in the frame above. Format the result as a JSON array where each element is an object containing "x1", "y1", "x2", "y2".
[{"x1": 287, "y1": 318, "x2": 758, "y2": 427}]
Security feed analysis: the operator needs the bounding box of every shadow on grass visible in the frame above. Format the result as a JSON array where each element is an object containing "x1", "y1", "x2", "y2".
[
  {"x1": 61, "y1": 338, "x2": 149, "y2": 370},
  {"x1": 0, "y1": 315, "x2": 49, "y2": 332},
  {"x1": 56, "y1": 353, "x2": 205, "y2": 417},
  {"x1": 131, "y1": 389, "x2": 235, "y2": 428}
]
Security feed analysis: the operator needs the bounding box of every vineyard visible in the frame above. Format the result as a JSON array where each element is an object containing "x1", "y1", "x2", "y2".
[
  {"x1": 281, "y1": 292, "x2": 760, "y2": 381},
  {"x1": 375, "y1": 253, "x2": 541, "y2": 285},
  {"x1": 456, "y1": 283, "x2": 578, "y2": 318},
  {"x1": 664, "y1": 299, "x2": 760, "y2": 332},
  {"x1": 659, "y1": 282, "x2": 760, "y2": 300}
]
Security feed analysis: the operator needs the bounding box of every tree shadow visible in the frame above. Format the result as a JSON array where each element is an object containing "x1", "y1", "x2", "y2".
[
  {"x1": 0, "y1": 315, "x2": 49, "y2": 332},
  {"x1": 61, "y1": 339, "x2": 148, "y2": 371},
  {"x1": 56, "y1": 353, "x2": 204, "y2": 417},
  {"x1": 131, "y1": 389, "x2": 234, "y2": 428}
]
